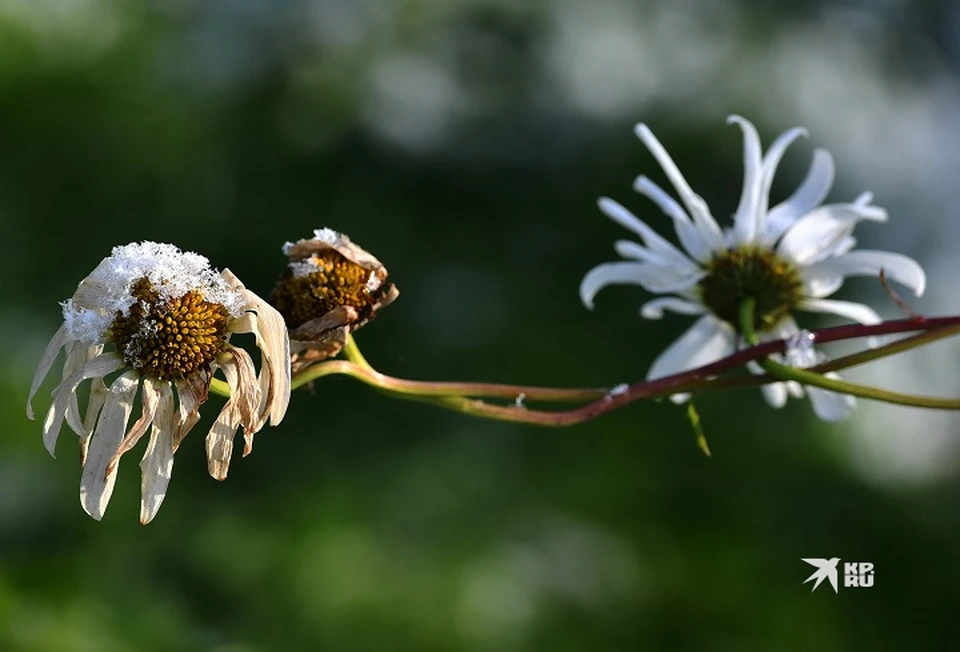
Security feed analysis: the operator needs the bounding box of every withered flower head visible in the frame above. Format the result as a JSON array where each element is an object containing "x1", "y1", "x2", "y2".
[
  {"x1": 270, "y1": 228, "x2": 398, "y2": 371},
  {"x1": 27, "y1": 242, "x2": 291, "y2": 523}
]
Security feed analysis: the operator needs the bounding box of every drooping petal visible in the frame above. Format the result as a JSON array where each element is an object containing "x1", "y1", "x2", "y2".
[
  {"x1": 206, "y1": 403, "x2": 240, "y2": 481},
  {"x1": 79, "y1": 371, "x2": 139, "y2": 521},
  {"x1": 580, "y1": 261, "x2": 703, "y2": 309},
  {"x1": 633, "y1": 125, "x2": 726, "y2": 252},
  {"x1": 225, "y1": 269, "x2": 291, "y2": 429},
  {"x1": 639, "y1": 296, "x2": 706, "y2": 320},
  {"x1": 633, "y1": 176, "x2": 713, "y2": 262},
  {"x1": 80, "y1": 377, "x2": 109, "y2": 466},
  {"x1": 728, "y1": 115, "x2": 764, "y2": 244},
  {"x1": 106, "y1": 377, "x2": 164, "y2": 476},
  {"x1": 776, "y1": 203, "x2": 887, "y2": 265},
  {"x1": 43, "y1": 353, "x2": 124, "y2": 457},
  {"x1": 647, "y1": 316, "x2": 735, "y2": 382},
  {"x1": 802, "y1": 250, "x2": 926, "y2": 299},
  {"x1": 597, "y1": 197, "x2": 700, "y2": 274},
  {"x1": 765, "y1": 149, "x2": 835, "y2": 243},
  {"x1": 172, "y1": 373, "x2": 210, "y2": 452},
  {"x1": 139, "y1": 384, "x2": 176, "y2": 525},
  {"x1": 27, "y1": 325, "x2": 68, "y2": 420},
  {"x1": 806, "y1": 373, "x2": 856, "y2": 422},
  {"x1": 224, "y1": 346, "x2": 261, "y2": 437},
  {"x1": 62, "y1": 344, "x2": 105, "y2": 436}
]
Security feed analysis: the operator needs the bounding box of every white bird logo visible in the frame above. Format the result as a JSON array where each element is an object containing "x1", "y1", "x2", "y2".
[{"x1": 802, "y1": 558, "x2": 840, "y2": 593}]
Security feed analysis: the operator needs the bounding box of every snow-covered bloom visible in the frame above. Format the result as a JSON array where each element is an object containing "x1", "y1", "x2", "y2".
[
  {"x1": 580, "y1": 116, "x2": 926, "y2": 421},
  {"x1": 27, "y1": 242, "x2": 291, "y2": 523},
  {"x1": 270, "y1": 228, "x2": 398, "y2": 373}
]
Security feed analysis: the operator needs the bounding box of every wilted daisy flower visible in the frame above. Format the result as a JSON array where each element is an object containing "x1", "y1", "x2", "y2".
[
  {"x1": 580, "y1": 116, "x2": 925, "y2": 421},
  {"x1": 270, "y1": 228, "x2": 398, "y2": 373},
  {"x1": 27, "y1": 242, "x2": 291, "y2": 523}
]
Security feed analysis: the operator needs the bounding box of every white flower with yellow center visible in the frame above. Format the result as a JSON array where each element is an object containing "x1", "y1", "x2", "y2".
[
  {"x1": 27, "y1": 242, "x2": 291, "y2": 523},
  {"x1": 580, "y1": 116, "x2": 926, "y2": 421}
]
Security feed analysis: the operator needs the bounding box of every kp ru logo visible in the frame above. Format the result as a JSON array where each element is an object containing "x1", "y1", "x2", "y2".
[{"x1": 801, "y1": 558, "x2": 875, "y2": 593}]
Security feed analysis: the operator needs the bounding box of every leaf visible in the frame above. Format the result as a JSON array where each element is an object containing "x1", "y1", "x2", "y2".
[{"x1": 687, "y1": 402, "x2": 711, "y2": 457}]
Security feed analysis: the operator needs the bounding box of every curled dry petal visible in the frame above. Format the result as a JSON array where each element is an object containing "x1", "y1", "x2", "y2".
[
  {"x1": 79, "y1": 371, "x2": 140, "y2": 520},
  {"x1": 139, "y1": 384, "x2": 176, "y2": 524},
  {"x1": 225, "y1": 267, "x2": 291, "y2": 429},
  {"x1": 27, "y1": 325, "x2": 68, "y2": 421}
]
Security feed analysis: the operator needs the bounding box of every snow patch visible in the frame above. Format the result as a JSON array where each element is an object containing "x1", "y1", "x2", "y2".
[{"x1": 62, "y1": 241, "x2": 243, "y2": 344}]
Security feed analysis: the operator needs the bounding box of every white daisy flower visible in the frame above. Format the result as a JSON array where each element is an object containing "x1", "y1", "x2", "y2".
[
  {"x1": 27, "y1": 242, "x2": 291, "y2": 523},
  {"x1": 580, "y1": 116, "x2": 926, "y2": 422}
]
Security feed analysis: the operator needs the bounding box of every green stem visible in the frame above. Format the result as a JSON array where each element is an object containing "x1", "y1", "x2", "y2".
[
  {"x1": 291, "y1": 355, "x2": 607, "y2": 402},
  {"x1": 738, "y1": 299, "x2": 960, "y2": 410},
  {"x1": 342, "y1": 334, "x2": 373, "y2": 370}
]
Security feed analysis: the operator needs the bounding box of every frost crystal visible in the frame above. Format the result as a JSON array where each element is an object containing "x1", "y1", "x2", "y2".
[
  {"x1": 607, "y1": 383, "x2": 629, "y2": 397},
  {"x1": 312, "y1": 227, "x2": 341, "y2": 245},
  {"x1": 61, "y1": 241, "x2": 244, "y2": 344},
  {"x1": 289, "y1": 259, "x2": 321, "y2": 279},
  {"x1": 784, "y1": 330, "x2": 821, "y2": 368}
]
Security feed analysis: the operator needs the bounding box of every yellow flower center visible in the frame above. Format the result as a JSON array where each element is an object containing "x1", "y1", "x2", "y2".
[
  {"x1": 697, "y1": 246, "x2": 803, "y2": 332},
  {"x1": 269, "y1": 250, "x2": 379, "y2": 329},
  {"x1": 110, "y1": 277, "x2": 230, "y2": 381}
]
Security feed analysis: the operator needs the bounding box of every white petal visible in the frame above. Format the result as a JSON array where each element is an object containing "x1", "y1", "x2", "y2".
[
  {"x1": 639, "y1": 297, "x2": 705, "y2": 320},
  {"x1": 765, "y1": 149, "x2": 835, "y2": 243},
  {"x1": 803, "y1": 250, "x2": 926, "y2": 298},
  {"x1": 787, "y1": 381, "x2": 805, "y2": 398},
  {"x1": 728, "y1": 115, "x2": 764, "y2": 244},
  {"x1": 580, "y1": 262, "x2": 702, "y2": 309},
  {"x1": 613, "y1": 240, "x2": 661, "y2": 265},
  {"x1": 632, "y1": 125, "x2": 725, "y2": 251},
  {"x1": 633, "y1": 176, "x2": 713, "y2": 262},
  {"x1": 647, "y1": 316, "x2": 735, "y2": 381},
  {"x1": 776, "y1": 203, "x2": 886, "y2": 265},
  {"x1": 79, "y1": 371, "x2": 139, "y2": 521},
  {"x1": 43, "y1": 353, "x2": 124, "y2": 457},
  {"x1": 761, "y1": 381, "x2": 788, "y2": 408},
  {"x1": 806, "y1": 374, "x2": 856, "y2": 422},
  {"x1": 801, "y1": 271, "x2": 845, "y2": 299},
  {"x1": 799, "y1": 298, "x2": 882, "y2": 326},
  {"x1": 758, "y1": 127, "x2": 807, "y2": 214},
  {"x1": 597, "y1": 197, "x2": 700, "y2": 274},
  {"x1": 745, "y1": 317, "x2": 798, "y2": 409},
  {"x1": 139, "y1": 385, "x2": 176, "y2": 525},
  {"x1": 26, "y1": 325, "x2": 68, "y2": 420}
]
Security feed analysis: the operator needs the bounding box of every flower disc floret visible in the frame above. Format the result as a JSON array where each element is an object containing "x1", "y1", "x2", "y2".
[
  {"x1": 110, "y1": 277, "x2": 230, "y2": 380},
  {"x1": 698, "y1": 247, "x2": 803, "y2": 333},
  {"x1": 271, "y1": 250, "x2": 378, "y2": 329}
]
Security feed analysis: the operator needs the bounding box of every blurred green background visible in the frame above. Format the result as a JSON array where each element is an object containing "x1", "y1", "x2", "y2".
[{"x1": 3, "y1": 0, "x2": 960, "y2": 650}]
